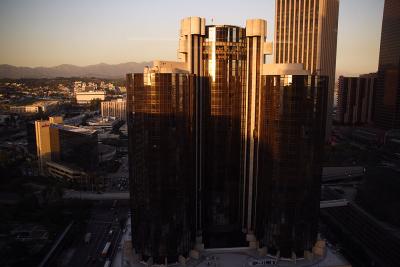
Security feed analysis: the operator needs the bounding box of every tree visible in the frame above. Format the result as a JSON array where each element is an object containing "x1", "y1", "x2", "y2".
[{"x1": 89, "y1": 99, "x2": 101, "y2": 111}]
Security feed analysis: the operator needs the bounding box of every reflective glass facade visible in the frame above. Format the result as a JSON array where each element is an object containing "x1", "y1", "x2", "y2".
[
  {"x1": 201, "y1": 25, "x2": 247, "y2": 247},
  {"x1": 127, "y1": 73, "x2": 198, "y2": 263},
  {"x1": 255, "y1": 75, "x2": 327, "y2": 257},
  {"x1": 127, "y1": 17, "x2": 329, "y2": 261},
  {"x1": 49, "y1": 126, "x2": 98, "y2": 172},
  {"x1": 274, "y1": 0, "x2": 339, "y2": 140}
]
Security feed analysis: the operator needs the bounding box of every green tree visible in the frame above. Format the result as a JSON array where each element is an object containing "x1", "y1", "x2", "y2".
[{"x1": 89, "y1": 99, "x2": 101, "y2": 111}]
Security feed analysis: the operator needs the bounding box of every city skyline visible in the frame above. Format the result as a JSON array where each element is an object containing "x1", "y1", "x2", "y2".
[{"x1": 0, "y1": 0, "x2": 383, "y2": 77}]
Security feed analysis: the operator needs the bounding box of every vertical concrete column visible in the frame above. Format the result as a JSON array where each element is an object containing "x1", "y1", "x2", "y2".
[{"x1": 243, "y1": 19, "x2": 272, "y2": 235}]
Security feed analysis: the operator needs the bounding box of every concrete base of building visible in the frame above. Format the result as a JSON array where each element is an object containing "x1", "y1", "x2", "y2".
[
  {"x1": 258, "y1": 246, "x2": 268, "y2": 256},
  {"x1": 189, "y1": 249, "x2": 200, "y2": 260},
  {"x1": 313, "y1": 239, "x2": 326, "y2": 256},
  {"x1": 178, "y1": 255, "x2": 187, "y2": 266}
]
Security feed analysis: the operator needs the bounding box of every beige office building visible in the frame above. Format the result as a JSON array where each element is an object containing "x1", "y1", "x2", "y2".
[
  {"x1": 35, "y1": 116, "x2": 63, "y2": 173},
  {"x1": 274, "y1": 0, "x2": 339, "y2": 139},
  {"x1": 101, "y1": 99, "x2": 126, "y2": 120}
]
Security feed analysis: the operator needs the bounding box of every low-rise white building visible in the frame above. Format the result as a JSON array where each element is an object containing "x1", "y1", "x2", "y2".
[
  {"x1": 10, "y1": 100, "x2": 59, "y2": 114},
  {"x1": 101, "y1": 99, "x2": 126, "y2": 120},
  {"x1": 75, "y1": 91, "x2": 106, "y2": 104}
]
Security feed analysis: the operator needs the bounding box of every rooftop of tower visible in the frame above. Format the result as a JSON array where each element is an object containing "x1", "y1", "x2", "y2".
[{"x1": 206, "y1": 24, "x2": 244, "y2": 28}]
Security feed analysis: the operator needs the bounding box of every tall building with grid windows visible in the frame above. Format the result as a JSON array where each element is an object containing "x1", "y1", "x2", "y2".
[
  {"x1": 256, "y1": 70, "x2": 327, "y2": 257},
  {"x1": 336, "y1": 74, "x2": 376, "y2": 126},
  {"x1": 374, "y1": 0, "x2": 400, "y2": 129},
  {"x1": 35, "y1": 116, "x2": 64, "y2": 174},
  {"x1": 127, "y1": 71, "x2": 199, "y2": 264},
  {"x1": 200, "y1": 24, "x2": 247, "y2": 248},
  {"x1": 274, "y1": 0, "x2": 339, "y2": 140},
  {"x1": 127, "y1": 16, "x2": 328, "y2": 264},
  {"x1": 101, "y1": 99, "x2": 126, "y2": 120}
]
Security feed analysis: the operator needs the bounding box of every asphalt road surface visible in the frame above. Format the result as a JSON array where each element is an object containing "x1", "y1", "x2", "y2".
[{"x1": 66, "y1": 200, "x2": 128, "y2": 267}]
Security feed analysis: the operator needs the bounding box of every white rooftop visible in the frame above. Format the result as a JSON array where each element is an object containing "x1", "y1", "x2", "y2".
[{"x1": 50, "y1": 124, "x2": 97, "y2": 135}]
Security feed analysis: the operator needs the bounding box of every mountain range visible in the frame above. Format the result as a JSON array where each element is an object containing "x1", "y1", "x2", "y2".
[{"x1": 0, "y1": 62, "x2": 152, "y2": 79}]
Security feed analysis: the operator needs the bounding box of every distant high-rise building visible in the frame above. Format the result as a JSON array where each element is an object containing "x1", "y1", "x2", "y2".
[
  {"x1": 374, "y1": 0, "x2": 400, "y2": 129},
  {"x1": 336, "y1": 74, "x2": 376, "y2": 125},
  {"x1": 274, "y1": 0, "x2": 339, "y2": 139},
  {"x1": 35, "y1": 116, "x2": 63, "y2": 173},
  {"x1": 127, "y1": 16, "x2": 328, "y2": 263},
  {"x1": 101, "y1": 99, "x2": 126, "y2": 120},
  {"x1": 35, "y1": 116, "x2": 98, "y2": 176}
]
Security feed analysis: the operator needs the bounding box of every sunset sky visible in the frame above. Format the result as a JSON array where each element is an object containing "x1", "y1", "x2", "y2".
[{"x1": 0, "y1": 0, "x2": 384, "y2": 76}]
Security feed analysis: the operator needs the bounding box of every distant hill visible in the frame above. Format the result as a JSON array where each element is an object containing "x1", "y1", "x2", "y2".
[{"x1": 0, "y1": 62, "x2": 152, "y2": 79}]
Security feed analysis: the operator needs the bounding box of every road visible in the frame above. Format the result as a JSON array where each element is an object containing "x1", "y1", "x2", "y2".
[
  {"x1": 63, "y1": 190, "x2": 129, "y2": 200},
  {"x1": 66, "y1": 200, "x2": 128, "y2": 267},
  {"x1": 320, "y1": 186, "x2": 400, "y2": 266},
  {"x1": 322, "y1": 166, "x2": 364, "y2": 183}
]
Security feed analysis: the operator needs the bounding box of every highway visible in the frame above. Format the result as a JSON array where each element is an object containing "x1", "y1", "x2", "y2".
[
  {"x1": 320, "y1": 187, "x2": 400, "y2": 266},
  {"x1": 63, "y1": 190, "x2": 129, "y2": 200},
  {"x1": 322, "y1": 166, "x2": 364, "y2": 183},
  {"x1": 66, "y1": 200, "x2": 128, "y2": 267},
  {"x1": 321, "y1": 203, "x2": 400, "y2": 266}
]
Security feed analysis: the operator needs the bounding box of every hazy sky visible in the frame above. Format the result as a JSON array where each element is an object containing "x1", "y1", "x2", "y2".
[{"x1": 0, "y1": 0, "x2": 384, "y2": 76}]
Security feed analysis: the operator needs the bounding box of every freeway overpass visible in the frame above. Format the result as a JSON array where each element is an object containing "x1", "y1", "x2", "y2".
[
  {"x1": 322, "y1": 166, "x2": 364, "y2": 183},
  {"x1": 64, "y1": 190, "x2": 350, "y2": 209},
  {"x1": 63, "y1": 166, "x2": 365, "y2": 201},
  {"x1": 320, "y1": 199, "x2": 349, "y2": 208},
  {"x1": 63, "y1": 190, "x2": 129, "y2": 200}
]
